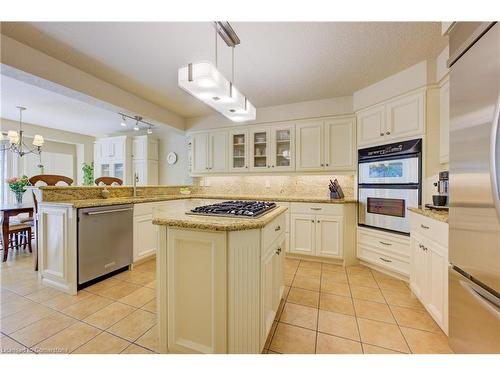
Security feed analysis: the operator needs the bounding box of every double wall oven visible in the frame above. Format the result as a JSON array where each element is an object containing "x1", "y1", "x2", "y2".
[{"x1": 358, "y1": 139, "x2": 422, "y2": 235}]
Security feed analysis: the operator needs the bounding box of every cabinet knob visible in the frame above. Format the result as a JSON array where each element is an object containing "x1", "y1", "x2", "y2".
[
  {"x1": 276, "y1": 247, "x2": 282, "y2": 255},
  {"x1": 379, "y1": 257, "x2": 392, "y2": 263},
  {"x1": 320, "y1": 163, "x2": 324, "y2": 167},
  {"x1": 420, "y1": 224, "x2": 430, "y2": 229},
  {"x1": 245, "y1": 166, "x2": 248, "y2": 168},
  {"x1": 311, "y1": 220, "x2": 315, "y2": 223},
  {"x1": 267, "y1": 165, "x2": 271, "y2": 168},
  {"x1": 380, "y1": 133, "x2": 384, "y2": 136},
  {"x1": 317, "y1": 220, "x2": 320, "y2": 223},
  {"x1": 326, "y1": 163, "x2": 329, "y2": 167},
  {"x1": 386, "y1": 131, "x2": 390, "y2": 135},
  {"x1": 275, "y1": 225, "x2": 281, "y2": 232}
]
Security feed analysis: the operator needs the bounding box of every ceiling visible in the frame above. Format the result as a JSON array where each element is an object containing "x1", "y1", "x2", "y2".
[
  {"x1": 1, "y1": 22, "x2": 447, "y2": 119},
  {"x1": 0, "y1": 75, "x2": 130, "y2": 137}
]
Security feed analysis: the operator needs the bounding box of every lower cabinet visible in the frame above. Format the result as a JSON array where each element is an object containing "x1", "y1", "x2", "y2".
[
  {"x1": 133, "y1": 203, "x2": 157, "y2": 262},
  {"x1": 409, "y1": 212, "x2": 449, "y2": 334}
]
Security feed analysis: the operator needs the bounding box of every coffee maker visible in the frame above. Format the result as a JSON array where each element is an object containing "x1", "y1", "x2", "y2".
[{"x1": 430, "y1": 171, "x2": 449, "y2": 208}]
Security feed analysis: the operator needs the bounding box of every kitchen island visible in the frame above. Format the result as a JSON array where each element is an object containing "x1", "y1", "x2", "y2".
[{"x1": 152, "y1": 199, "x2": 288, "y2": 354}]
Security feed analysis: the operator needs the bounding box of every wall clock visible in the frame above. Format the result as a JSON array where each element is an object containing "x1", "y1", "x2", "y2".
[{"x1": 167, "y1": 152, "x2": 178, "y2": 165}]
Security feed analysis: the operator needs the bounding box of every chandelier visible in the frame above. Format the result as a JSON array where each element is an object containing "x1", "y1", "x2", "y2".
[{"x1": 0, "y1": 106, "x2": 44, "y2": 157}]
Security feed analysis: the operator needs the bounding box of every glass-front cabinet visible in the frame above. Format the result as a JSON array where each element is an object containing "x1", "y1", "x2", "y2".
[
  {"x1": 271, "y1": 124, "x2": 295, "y2": 171},
  {"x1": 100, "y1": 163, "x2": 110, "y2": 177},
  {"x1": 250, "y1": 128, "x2": 270, "y2": 171},
  {"x1": 229, "y1": 130, "x2": 249, "y2": 171}
]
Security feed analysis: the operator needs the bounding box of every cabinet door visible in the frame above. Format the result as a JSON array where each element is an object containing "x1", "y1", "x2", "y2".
[
  {"x1": 357, "y1": 105, "x2": 385, "y2": 147},
  {"x1": 148, "y1": 138, "x2": 159, "y2": 160},
  {"x1": 324, "y1": 118, "x2": 356, "y2": 170},
  {"x1": 94, "y1": 141, "x2": 102, "y2": 161},
  {"x1": 295, "y1": 121, "x2": 324, "y2": 171},
  {"x1": 315, "y1": 215, "x2": 343, "y2": 258},
  {"x1": 270, "y1": 125, "x2": 295, "y2": 171},
  {"x1": 250, "y1": 128, "x2": 271, "y2": 171},
  {"x1": 113, "y1": 138, "x2": 125, "y2": 160},
  {"x1": 410, "y1": 234, "x2": 428, "y2": 302},
  {"x1": 386, "y1": 91, "x2": 425, "y2": 139},
  {"x1": 191, "y1": 133, "x2": 209, "y2": 174},
  {"x1": 290, "y1": 214, "x2": 316, "y2": 255},
  {"x1": 439, "y1": 79, "x2": 450, "y2": 163},
  {"x1": 427, "y1": 241, "x2": 448, "y2": 333},
  {"x1": 133, "y1": 213, "x2": 156, "y2": 261},
  {"x1": 148, "y1": 160, "x2": 159, "y2": 185},
  {"x1": 209, "y1": 131, "x2": 228, "y2": 173},
  {"x1": 229, "y1": 130, "x2": 249, "y2": 172},
  {"x1": 100, "y1": 163, "x2": 110, "y2": 177},
  {"x1": 260, "y1": 247, "x2": 275, "y2": 342},
  {"x1": 273, "y1": 236, "x2": 285, "y2": 310},
  {"x1": 133, "y1": 160, "x2": 146, "y2": 185}
]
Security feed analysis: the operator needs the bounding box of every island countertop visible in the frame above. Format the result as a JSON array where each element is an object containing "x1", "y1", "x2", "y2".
[
  {"x1": 152, "y1": 199, "x2": 288, "y2": 231},
  {"x1": 408, "y1": 207, "x2": 449, "y2": 223}
]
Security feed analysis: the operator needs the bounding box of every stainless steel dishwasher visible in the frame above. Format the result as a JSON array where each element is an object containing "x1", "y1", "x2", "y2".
[{"x1": 78, "y1": 204, "x2": 133, "y2": 286}]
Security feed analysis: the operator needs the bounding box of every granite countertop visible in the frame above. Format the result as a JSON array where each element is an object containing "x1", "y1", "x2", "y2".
[
  {"x1": 40, "y1": 194, "x2": 357, "y2": 208},
  {"x1": 408, "y1": 207, "x2": 449, "y2": 223},
  {"x1": 152, "y1": 199, "x2": 289, "y2": 231}
]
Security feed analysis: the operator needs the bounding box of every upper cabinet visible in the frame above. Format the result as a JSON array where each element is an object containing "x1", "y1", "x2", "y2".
[
  {"x1": 132, "y1": 135, "x2": 159, "y2": 186},
  {"x1": 439, "y1": 78, "x2": 450, "y2": 164},
  {"x1": 229, "y1": 130, "x2": 249, "y2": 172},
  {"x1": 357, "y1": 90, "x2": 426, "y2": 148},
  {"x1": 191, "y1": 131, "x2": 228, "y2": 174},
  {"x1": 270, "y1": 124, "x2": 295, "y2": 172},
  {"x1": 94, "y1": 136, "x2": 132, "y2": 184},
  {"x1": 250, "y1": 127, "x2": 271, "y2": 171},
  {"x1": 296, "y1": 117, "x2": 356, "y2": 172}
]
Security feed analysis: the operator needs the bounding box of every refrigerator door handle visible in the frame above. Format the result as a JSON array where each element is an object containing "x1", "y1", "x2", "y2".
[
  {"x1": 460, "y1": 280, "x2": 500, "y2": 318},
  {"x1": 490, "y1": 93, "x2": 500, "y2": 222}
]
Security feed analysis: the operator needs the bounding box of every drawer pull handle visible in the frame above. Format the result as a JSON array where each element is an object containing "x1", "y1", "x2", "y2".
[
  {"x1": 310, "y1": 207, "x2": 322, "y2": 211},
  {"x1": 379, "y1": 257, "x2": 392, "y2": 263},
  {"x1": 379, "y1": 241, "x2": 392, "y2": 246},
  {"x1": 276, "y1": 247, "x2": 282, "y2": 255},
  {"x1": 275, "y1": 225, "x2": 281, "y2": 231},
  {"x1": 421, "y1": 224, "x2": 430, "y2": 229}
]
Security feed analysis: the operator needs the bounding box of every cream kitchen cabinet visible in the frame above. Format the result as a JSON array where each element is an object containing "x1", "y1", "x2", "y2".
[
  {"x1": 357, "y1": 90, "x2": 426, "y2": 147},
  {"x1": 439, "y1": 78, "x2": 450, "y2": 163},
  {"x1": 132, "y1": 135, "x2": 159, "y2": 185},
  {"x1": 270, "y1": 124, "x2": 295, "y2": 171},
  {"x1": 249, "y1": 127, "x2": 271, "y2": 171},
  {"x1": 290, "y1": 214, "x2": 316, "y2": 255},
  {"x1": 133, "y1": 202, "x2": 157, "y2": 262},
  {"x1": 409, "y1": 212, "x2": 449, "y2": 334},
  {"x1": 295, "y1": 117, "x2": 356, "y2": 172},
  {"x1": 191, "y1": 131, "x2": 228, "y2": 174},
  {"x1": 229, "y1": 130, "x2": 249, "y2": 171},
  {"x1": 94, "y1": 136, "x2": 132, "y2": 184}
]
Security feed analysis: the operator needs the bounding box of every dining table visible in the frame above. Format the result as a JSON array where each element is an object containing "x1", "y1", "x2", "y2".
[{"x1": 0, "y1": 203, "x2": 34, "y2": 262}]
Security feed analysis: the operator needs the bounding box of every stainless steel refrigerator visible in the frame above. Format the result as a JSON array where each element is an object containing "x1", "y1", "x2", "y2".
[{"x1": 448, "y1": 22, "x2": 500, "y2": 354}]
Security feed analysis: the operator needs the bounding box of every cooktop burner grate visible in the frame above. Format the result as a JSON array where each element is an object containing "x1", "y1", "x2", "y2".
[{"x1": 187, "y1": 201, "x2": 277, "y2": 218}]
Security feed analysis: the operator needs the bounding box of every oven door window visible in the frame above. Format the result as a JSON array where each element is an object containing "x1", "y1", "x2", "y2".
[
  {"x1": 359, "y1": 157, "x2": 419, "y2": 184},
  {"x1": 367, "y1": 197, "x2": 406, "y2": 218}
]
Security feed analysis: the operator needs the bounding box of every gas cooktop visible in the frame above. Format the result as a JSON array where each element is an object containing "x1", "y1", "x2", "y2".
[{"x1": 187, "y1": 201, "x2": 277, "y2": 218}]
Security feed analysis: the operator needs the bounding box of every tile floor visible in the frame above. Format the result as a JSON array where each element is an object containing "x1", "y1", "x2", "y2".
[{"x1": 1, "y1": 251, "x2": 453, "y2": 354}]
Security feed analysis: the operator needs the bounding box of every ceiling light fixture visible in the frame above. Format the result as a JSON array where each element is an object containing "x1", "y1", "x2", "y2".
[
  {"x1": 118, "y1": 113, "x2": 155, "y2": 133},
  {"x1": 0, "y1": 106, "x2": 44, "y2": 157},
  {"x1": 178, "y1": 22, "x2": 256, "y2": 123}
]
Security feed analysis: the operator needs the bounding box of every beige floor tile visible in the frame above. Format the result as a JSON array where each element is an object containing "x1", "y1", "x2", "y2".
[
  {"x1": 33, "y1": 322, "x2": 100, "y2": 354},
  {"x1": 284, "y1": 258, "x2": 300, "y2": 268},
  {"x1": 83, "y1": 277, "x2": 122, "y2": 294},
  {"x1": 357, "y1": 318, "x2": 409, "y2": 353},
  {"x1": 346, "y1": 265, "x2": 372, "y2": 276},
  {"x1": 107, "y1": 309, "x2": 156, "y2": 342},
  {"x1": 382, "y1": 289, "x2": 424, "y2": 310},
  {"x1": 264, "y1": 321, "x2": 278, "y2": 349},
  {"x1": 322, "y1": 271, "x2": 348, "y2": 284},
  {"x1": 121, "y1": 343, "x2": 155, "y2": 354},
  {"x1": 376, "y1": 278, "x2": 410, "y2": 292},
  {"x1": 0, "y1": 334, "x2": 31, "y2": 354},
  {"x1": 114, "y1": 270, "x2": 156, "y2": 285},
  {"x1": 133, "y1": 261, "x2": 155, "y2": 273},
  {"x1": 321, "y1": 263, "x2": 345, "y2": 273},
  {"x1": 144, "y1": 280, "x2": 156, "y2": 290},
  {"x1": 362, "y1": 344, "x2": 405, "y2": 354},
  {"x1": 319, "y1": 293, "x2": 354, "y2": 316},
  {"x1": 371, "y1": 269, "x2": 395, "y2": 281},
  {"x1": 348, "y1": 274, "x2": 379, "y2": 288},
  {"x1": 350, "y1": 285, "x2": 385, "y2": 303},
  {"x1": 287, "y1": 287, "x2": 319, "y2": 308},
  {"x1": 299, "y1": 260, "x2": 322, "y2": 270},
  {"x1": 292, "y1": 275, "x2": 320, "y2": 292},
  {"x1": 1, "y1": 303, "x2": 54, "y2": 334},
  {"x1": 269, "y1": 323, "x2": 316, "y2": 354},
  {"x1": 353, "y1": 299, "x2": 396, "y2": 324},
  {"x1": 295, "y1": 267, "x2": 321, "y2": 279},
  {"x1": 96, "y1": 282, "x2": 142, "y2": 300},
  {"x1": 390, "y1": 305, "x2": 441, "y2": 333},
  {"x1": 284, "y1": 264, "x2": 298, "y2": 274},
  {"x1": 42, "y1": 291, "x2": 93, "y2": 311},
  {"x1": 135, "y1": 325, "x2": 158, "y2": 352},
  {"x1": 320, "y1": 281, "x2": 351, "y2": 297},
  {"x1": 83, "y1": 302, "x2": 136, "y2": 330},
  {"x1": 0, "y1": 296, "x2": 36, "y2": 319},
  {"x1": 317, "y1": 310, "x2": 359, "y2": 341},
  {"x1": 141, "y1": 298, "x2": 157, "y2": 313},
  {"x1": 275, "y1": 298, "x2": 286, "y2": 321},
  {"x1": 400, "y1": 327, "x2": 453, "y2": 354},
  {"x1": 284, "y1": 273, "x2": 295, "y2": 287},
  {"x1": 7, "y1": 280, "x2": 46, "y2": 296},
  {"x1": 62, "y1": 294, "x2": 114, "y2": 320},
  {"x1": 279, "y1": 302, "x2": 318, "y2": 330},
  {"x1": 118, "y1": 286, "x2": 155, "y2": 308},
  {"x1": 10, "y1": 312, "x2": 76, "y2": 347},
  {"x1": 73, "y1": 331, "x2": 130, "y2": 354},
  {"x1": 316, "y1": 333, "x2": 362, "y2": 354},
  {"x1": 25, "y1": 287, "x2": 63, "y2": 303}
]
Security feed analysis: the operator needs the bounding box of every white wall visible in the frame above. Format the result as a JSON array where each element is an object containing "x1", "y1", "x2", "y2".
[
  {"x1": 155, "y1": 128, "x2": 190, "y2": 185},
  {"x1": 186, "y1": 96, "x2": 353, "y2": 131}
]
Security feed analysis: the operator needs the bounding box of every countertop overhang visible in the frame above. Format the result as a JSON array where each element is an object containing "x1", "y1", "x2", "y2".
[{"x1": 408, "y1": 207, "x2": 449, "y2": 223}]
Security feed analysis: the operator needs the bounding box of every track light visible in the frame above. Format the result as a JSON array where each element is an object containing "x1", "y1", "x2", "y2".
[
  {"x1": 147, "y1": 127, "x2": 153, "y2": 134},
  {"x1": 118, "y1": 113, "x2": 155, "y2": 133},
  {"x1": 120, "y1": 115, "x2": 127, "y2": 127}
]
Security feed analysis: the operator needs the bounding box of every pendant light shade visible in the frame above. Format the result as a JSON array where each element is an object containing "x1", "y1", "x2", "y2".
[
  {"x1": 178, "y1": 61, "x2": 256, "y2": 122},
  {"x1": 32, "y1": 134, "x2": 45, "y2": 147},
  {"x1": 7, "y1": 130, "x2": 19, "y2": 144}
]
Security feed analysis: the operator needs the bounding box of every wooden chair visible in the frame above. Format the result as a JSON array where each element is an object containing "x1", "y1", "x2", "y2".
[
  {"x1": 29, "y1": 174, "x2": 73, "y2": 270},
  {"x1": 95, "y1": 177, "x2": 123, "y2": 186}
]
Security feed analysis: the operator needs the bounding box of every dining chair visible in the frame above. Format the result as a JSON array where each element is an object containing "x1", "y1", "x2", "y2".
[
  {"x1": 29, "y1": 174, "x2": 73, "y2": 270},
  {"x1": 95, "y1": 177, "x2": 123, "y2": 186}
]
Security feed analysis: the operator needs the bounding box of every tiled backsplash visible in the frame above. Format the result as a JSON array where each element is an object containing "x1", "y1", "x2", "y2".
[{"x1": 193, "y1": 175, "x2": 355, "y2": 199}]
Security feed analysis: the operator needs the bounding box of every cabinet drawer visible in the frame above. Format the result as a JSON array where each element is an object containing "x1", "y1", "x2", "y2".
[
  {"x1": 262, "y1": 213, "x2": 286, "y2": 252},
  {"x1": 358, "y1": 244, "x2": 410, "y2": 276},
  {"x1": 290, "y1": 202, "x2": 344, "y2": 216},
  {"x1": 410, "y1": 212, "x2": 448, "y2": 247},
  {"x1": 357, "y1": 227, "x2": 410, "y2": 260}
]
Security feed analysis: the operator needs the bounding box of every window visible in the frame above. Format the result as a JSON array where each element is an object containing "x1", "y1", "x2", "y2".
[{"x1": 368, "y1": 161, "x2": 404, "y2": 178}]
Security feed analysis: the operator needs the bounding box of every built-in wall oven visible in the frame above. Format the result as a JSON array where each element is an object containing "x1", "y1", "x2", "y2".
[{"x1": 358, "y1": 139, "x2": 422, "y2": 235}]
